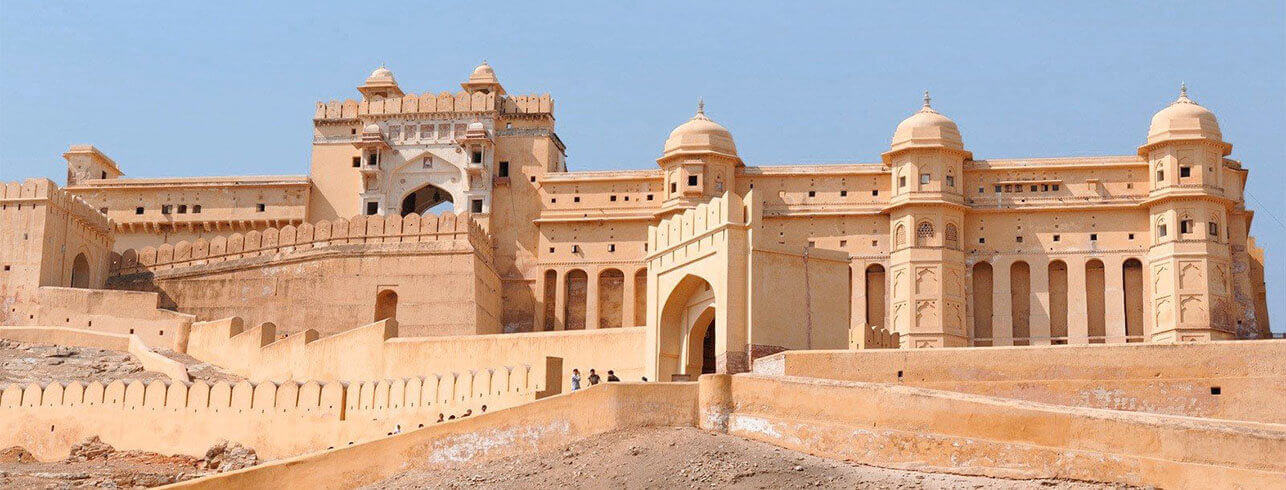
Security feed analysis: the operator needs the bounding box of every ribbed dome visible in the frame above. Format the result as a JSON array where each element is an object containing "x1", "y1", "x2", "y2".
[
  {"x1": 1146, "y1": 84, "x2": 1222, "y2": 146},
  {"x1": 469, "y1": 62, "x2": 497, "y2": 83},
  {"x1": 362, "y1": 123, "x2": 381, "y2": 134},
  {"x1": 366, "y1": 66, "x2": 396, "y2": 84},
  {"x1": 890, "y1": 92, "x2": 963, "y2": 152},
  {"x1": 663, "y1": 101, "x2": 737, "y2": 158}
]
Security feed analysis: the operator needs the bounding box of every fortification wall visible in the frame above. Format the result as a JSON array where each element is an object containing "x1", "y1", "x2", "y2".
[
  {"x1": 0, "y1": 357, "x2": 555, "y2": 461},
  {"x1": 107, "y1": 212, "x2": 500, "y2": 337},
  {"x1": 170, "y1": 382, "x2": 697, "y2": 490},
  {"x1": 759, "y1": 340, "x2": 1286, "y2": 423},
  {"x1": 0, "y1": 326, "x2": 190, "y2": 381},
  {"x1": 4, "y1": 286, "x2": 194, "y2": 351},
  {"x1": 314, "y1": 92, "x2": 552, "y2": 121},
  {"x1": 187, "y1": 317, "x2": 646, "y2": 386},
  {"x1": 701, "y1": 374, "x2": 1284, "y2": 489},
  {"x1": 1, "y1": 179, "x2": 114, "y2": 324}
]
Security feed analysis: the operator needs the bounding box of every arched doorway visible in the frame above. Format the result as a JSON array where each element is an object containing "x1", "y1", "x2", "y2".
[
  {"x1": 658, "y1": 275, "x2": 716, "y2": 381},
  {"x1": 69, "y1": 253, "x2": 91, "y2": 288},
  {"x1": 374, "y1": 290, "x2": 398, "y2": 322},
  {"x1": 400, "y1": 184, "x2": 454, "y2": 216}
]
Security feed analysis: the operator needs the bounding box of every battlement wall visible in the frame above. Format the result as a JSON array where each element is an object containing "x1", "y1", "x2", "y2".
[
  {"x1": 1, "y1": 178, "x2": 112, "y2": 233},
  {"x1": 0, "y1": 357, "x2": 555, "y2": 461},
  {"x1": 3, "y1": 286, "x2": 194, "y2": 351},
  {"x1": 109, "y1": 211, "x2": 490, "y2": 276},
  {"x1": 187, "y1": 316, "x2": 645, "y2": 387},
  {"x1": 760, "y1": 340, "x2": 1286, "y2": 423},
  {"x1": 314, "y1": 92, "x2": 552, "y2": 121}
]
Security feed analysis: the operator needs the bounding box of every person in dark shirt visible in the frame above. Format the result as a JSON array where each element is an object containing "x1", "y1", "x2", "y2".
[
  {"x1": 588, "y1": 369, "x2": 601, "y2": 385},
  {"x1": 606, "y1": 370, "x2": 621, "y2": 382}
]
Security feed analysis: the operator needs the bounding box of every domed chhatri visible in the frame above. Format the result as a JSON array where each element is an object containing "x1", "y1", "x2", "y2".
[
  {"x1": 469, "y1": 61, "x2": 498, "y2": 83},
  {"x1": 366, "y1": 65, "x2": 396, "y2": 84},
  {"x1": 362, "y1": 123, "x2": 381, "y2": 134},
  {"x1": 663, "y1": 99, "x2": 738, "y2": 159},
  {"x1": 889, "y1": 91, "x2": 964, "y2": 152},
  {"x1": 1145, "y1": 83, "x2": 1227, "y2": 152},
  {"x1": 462, "y1": 60, "x2": 506, "y2": 95},
  {"x1": 358, "y1": 64, "x2": 404, "y2": 99}
]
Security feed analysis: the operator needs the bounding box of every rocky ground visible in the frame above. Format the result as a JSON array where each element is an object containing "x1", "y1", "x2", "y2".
[
  {"x1": 0, "y1": 339, "x2": 241, "y2": 386},
  {"x1": 0, "y1": 437, "x2": 256, "y2": 489},
  {"x1": 368, "y1": 427, "x2": 1132, "y2": 489}
]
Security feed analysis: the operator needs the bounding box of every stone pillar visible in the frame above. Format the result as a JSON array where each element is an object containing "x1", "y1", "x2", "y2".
[
  {"x1": 1029, "y1": 258, "x2": 1052, "y2": 345},
  {"x1": 622, "y1": 268, "x2": 637, "y2": 328},
  {"x1": 533, "y1": 273, "x2": 547, "y2": 332},
  {"x1": 1104, "y1": 256, "x2": 1128, "y2": 343},
  {"x1": 1066, "y1": 257, "x2": 1089, "y2": 344},
  {"x1": 849, "y1": 262, "x2": 868, "y2": 349},
  {"x1": 586, "y1": 267, "x2": 600, "y2": 329},
  {"x1": 554, "y1": 269, "x2": 567, "y2": 331},
  {"x1": 991, "y1": 259, "x2": 1013, "y2": 346}
]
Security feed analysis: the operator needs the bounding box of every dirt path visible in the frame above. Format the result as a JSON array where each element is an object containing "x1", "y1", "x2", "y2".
[{"x1": 367, "y1": 427, "x2": 1130, "y2": 489}]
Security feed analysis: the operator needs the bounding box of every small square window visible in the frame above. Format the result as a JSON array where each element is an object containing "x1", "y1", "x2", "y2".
[
  {"x1": 471, "y1": 151, "x2": 483, "y2": 164},
  {"x1": 1030, "y1": 185, "x2": 1038, "y2": 192},
  {"x1": 688, "y1": 175, "x2": 698, "y2": 186},
  {"x1": 257, "y1": 203, "x2": 266, "y2": 212},
  {"x1": 1053, "y1": 234, "x2": 1060, "y2": 242},
  {"x1": 946, "y1": 175, "x2": 955, "y2": 187},
  {"x1": 1210, "y1": 386, "x2": 1221, "y2": 395},
  {"x1": 840, "y1": 190, "x2": 847, "y2": 197},
  {"x1": 573, "y1": 196, "x2": 580, "y2": 203},
  {"x1": 624, "y1": 196, "x2": 630, "y2": 201},
  {"x1": 1180, "y1": 166, "x2": 1191, "y2": 178},
  {"x1": 671, "y1": 183, "x2": 677, "y2": 193},
  {"x1": 352, "y1": 157, "x2": 361, "y2": 168},
  {"x1": 135, "y1": 207, "x2": 144, "y2": 215},
  {"x1": 530, "y1": 176, "x2": 537, "y2": 183},
  {"x1": 647, "y1": 194, "x2": 654, "y2": 201},
  {"x1": 920, "y1": 173, "x2": 930, "y2": 185},
  {"x1": 366, "y1": 202, "x2": 378, "y2": 215},
  {"x1": 807, "y1": 240, "x2": 815, "y2": 248},
  {"x1": 1208, "y1": 222, "x2": 1219, "y2": 236},
  {"x1": 871, "y1": 190, "x2": 879, "y2": 196},
  {"x1": 608, "y1": 244, "x2": 616, "y2": 252},
  {"x1": 871, "y1": 240, "x2": 878, "y2": 247},
  {"x1": 1051, "y1": 184, "x2": 1059, "y2": 191},
  {"x1": 471, "y1": 199, "x2": 483, "y2": 213},
  {"x1": 1181, "y1": 220, "x2": 1193, "y2": 234},
  {"x1": 979, "y1": 237, "x2": 985, "y2": 244},
  {"x1": 807, "y1": 190, "x2": 816, "y2": 197},
  {"x1": 549, "y1": 247, "x2": 555, "y2": 253},
  {"x1": 3, "y1": 265, "x2": 9, "y2": 271},
  {"x1": 994, "y1": 185, "x2": 1002, "y2": 193},
  {"x1": 610, "y1": 195, "x2": 617, "y2": 202},
  {"x1": 178, "y1": 205, "x2": 187, "y2": 214},
  {"x1": 899, "y1": 176, "x2": 907, "y2": 188},
  {"x1": 161, "y1": 205, "x2": 172, "y2": 214},
  {"x1": 839, "y1": 240, "x2": 847, "y2": 247},
  {"x1": 498, "y1": 161, "x2": 509, "y2": 178},
  {"x1": 572, "y1": 245, "x2": 581, "y2": 253},
  {"x1": 1016, "y1": 236, "x2": 1023, "y2": 243},
  {"x1": 1042, "y1": 184, "x2": 1049, "y2": 191},
  {"x1": 1158, "y1": 224, "x2": 1168, "y2": 237},
  {"x1": 1015, "y1": 185, "x2": 1023, "y2": 193},
  {"x1": 1156, "y1": 170, "x2": 1165, "y2": 182},
  {"x1": 1090, "y1": 233, "x2": 1098, "y2": 241},
  {"x1": 1128, "y1": 233, "x2": 1135, "y2": 240}
]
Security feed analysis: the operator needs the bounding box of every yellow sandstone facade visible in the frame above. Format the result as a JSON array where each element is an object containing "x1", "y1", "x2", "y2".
[{"x1": 1, "y1": 64, "x2": 1273, "y2": 380}]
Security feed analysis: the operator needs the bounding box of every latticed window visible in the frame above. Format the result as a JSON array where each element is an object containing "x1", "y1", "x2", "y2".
[
  {"x1": 915, "y1": 222, "x2": 934, "y2": 247},
  {"x1": 945, "y1": 223, "x2": 959, "y2": 249}
]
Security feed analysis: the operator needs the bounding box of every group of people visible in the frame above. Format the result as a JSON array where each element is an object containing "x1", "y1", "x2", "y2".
[{"x1": 570, "y1": 368, "x2": 646, "y2": 390}]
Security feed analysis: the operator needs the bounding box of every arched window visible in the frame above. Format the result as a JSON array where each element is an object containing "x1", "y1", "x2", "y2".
[
  {"x1": 374, "y1": 290, "x2": 398, "y2": 322},
  {"x1": 894, "y1": 224, "x2": 907, "y2": 249},
  {"x1": 944, "y1": 223, "x2": 959, "y2": 249},
  {"x1": 70, "y1": 253, "x2": 91, "y2": 289},
  {"x1": 915, "y1": 222, "x2": 934, "y2": 247},
  {"x1": 1156, "y1": 218, "x2": 1168, "y2": 239},
  {"x1": 1155, "y1": 165, "x2": 1165, "y2": 183}
]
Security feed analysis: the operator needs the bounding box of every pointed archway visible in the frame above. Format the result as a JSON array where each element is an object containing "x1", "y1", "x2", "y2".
[
  {"x1": 657, "y1": 275, "x2": 716, "y2": 381},
  {"x1": 400, "y1": 183, "x2": 454, "y2": 216}
]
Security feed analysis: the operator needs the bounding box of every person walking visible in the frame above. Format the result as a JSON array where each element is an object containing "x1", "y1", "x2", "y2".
[
  {"x1": 571, "y1": 368, "x2": 582, "y2": 391},
  {"x1": 606, "y1": 370, "x2": 621, "y2": 382},
  {"x1": 588, "y1": 369, "x2": 601, "y2": 385}
]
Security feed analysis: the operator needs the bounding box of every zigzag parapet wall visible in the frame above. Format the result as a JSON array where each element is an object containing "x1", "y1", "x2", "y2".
[
  {"x1": 186, "y1": 316, "x2": 645, "y2": 386},
  {"x1": 314, "y1": 92, "x2": 552, "y2": 121},
  {"x1": 0, "y1": 326, "x2": 190, "y2": 381},
  {"x1": 0, "y1": 357, "x2": 555, "y2": 461},
  {"x1": 106, "y1": 212, "x2": 501, "y2": 337},
  {"x1": 4, "y1": 286, "x2": 194, "y2": 351}
]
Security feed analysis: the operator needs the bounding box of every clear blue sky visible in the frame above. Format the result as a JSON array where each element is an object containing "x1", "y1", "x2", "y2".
[{"x1": 2, "y1": 2, "x2": 1283, "y2": 331}]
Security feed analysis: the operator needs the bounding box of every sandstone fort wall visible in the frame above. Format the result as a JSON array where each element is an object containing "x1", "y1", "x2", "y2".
[
  {"x1": 0, "y1": 326, "x2": 190, "y2": 381},
  {"x1": 4, "y1": 286, "x2": 194, "y2": 351},
  {"x1": 106, "y1": 212, "x2": 500, "y2": 337},
  {"x1": 186, "y1": 316, "x2": 646, "y2": 386},
  {"x1": 0, "y1": 357, "x2": 555, "y2": 461},
  {"x1": 761, "y1": 340, "x2": 1286, "y2": 423}
]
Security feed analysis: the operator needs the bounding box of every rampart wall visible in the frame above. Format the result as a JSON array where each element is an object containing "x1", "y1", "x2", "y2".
[
  {"x1": 314, "y1": 92, "x2": 552, "y2": 121},
  {"x1": 4, "y1": 286, "x2": 194, "y2": 351},
  {"x1": 186, "y1": 317, "x2": 646, "y2": 386},
  {"x1": 0, "y1": 326, "x2": 190, "y2": 381},
  {"x1": 757, "y1": 340, "x2": 1286, "y2": 423},
  {"x1": 107, "y1": 212, "x2": 500, "y2": 337},
  {"x1": 0, "y1": 357, "x2": 556, "y2": 461}
]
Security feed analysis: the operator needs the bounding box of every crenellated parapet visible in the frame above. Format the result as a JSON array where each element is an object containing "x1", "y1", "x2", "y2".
[
  {"x1": 109, "y1": 211, "x2": 492, "y2": 276},
  {"x1": 648, "y1": 191, "x2": 759, "y2": 257},
  {"x1": 1, "y1": 178, "x2": 112, "y2": 235},
  {"x1": 314, "y1": 92, "x2": 553, "y2": 122}
]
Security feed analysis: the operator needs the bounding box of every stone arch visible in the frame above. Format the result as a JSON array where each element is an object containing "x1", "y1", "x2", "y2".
[
  {"x1": 971, "y1": 262, "x2": 993, "y2": 346},
  {"x1": 894, "y1": 224, "x2": 907, "y2": 249},
  {"x1": 684, "y1": 306, "x2": 717, "y2": 375},
  {"x1": 69, "y1": 252, "x2": 91, "y2": 288},
  {"x1": 657, "y1": 274, "x2": 717, "y2": 381},
  {"x1": 374, "y1": 289, "x2": 398, "y2": 322},
  {"x1": 1123, "y1": 258, "x2": 1144, "y2": 341},
  {"x1": 400, "y1": 182, "x2": 455, "y2": 216},
  {"x1": 944, "y1": 223, "x2": 959, "y2": 249},
  {"x1": 564, "y1": 269, "x2": 588, "y2": 330},
  {"x1": 542, "y1": 269, "x2": 557, "y2": 331},
  {"x1": 1086, "y1": 259, "x2": 1107, "y2": 343},
  {"x1": 597, "y1": 268, "x2": 625, "y2": 329},
  {"x1": 1048, "y1": 260, "x2": 1069, "y2": 343},
  {"x1": 1010, "y1": 261, "x2": 1030, "y2": 345},
  {"x1": 864, "y1": 264, "x2": 886, "y2": 330}
]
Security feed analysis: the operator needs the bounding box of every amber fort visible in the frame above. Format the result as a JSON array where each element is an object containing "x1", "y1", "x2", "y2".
[{"x1": 0, "y1": 62, "x2": 1281, "y2": 488}]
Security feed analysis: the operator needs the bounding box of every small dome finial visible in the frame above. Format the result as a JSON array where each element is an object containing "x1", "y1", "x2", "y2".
[
  {"x1": 697, "y1": 97, "x2": 705, "y2": 115},
  {"x1": 1180, "y1": 82, "x2": 1187, "y2": 98},
  {"x1": 923, "y1": 90, "x2": 932, "y2": 109}
]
